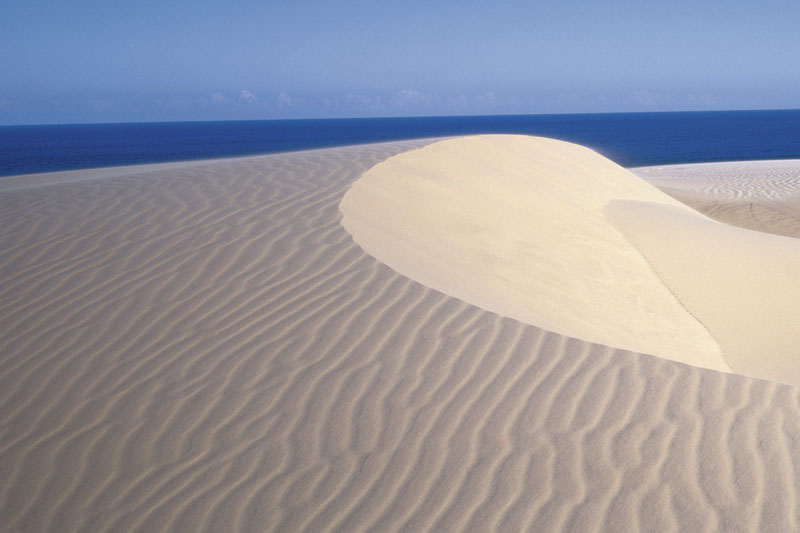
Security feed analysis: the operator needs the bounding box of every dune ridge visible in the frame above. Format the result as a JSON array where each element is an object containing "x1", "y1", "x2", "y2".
[{"x1": 2, "y1": 138, "x2": 800, "y2": 531}]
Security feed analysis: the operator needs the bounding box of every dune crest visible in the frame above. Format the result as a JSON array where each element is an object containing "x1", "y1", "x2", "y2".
[{"x1": 341, "y1": 134, "x2": 800, "y2": 382}]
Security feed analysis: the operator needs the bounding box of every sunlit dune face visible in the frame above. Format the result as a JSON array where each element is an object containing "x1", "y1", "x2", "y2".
[{"x1": 342, "y1": 135, "x2": 800, "y2": 386}]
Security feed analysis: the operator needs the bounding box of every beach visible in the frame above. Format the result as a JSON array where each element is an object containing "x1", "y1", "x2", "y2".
[{"x1": 2, "y1": 135, "x2": 800, "y2": 531}]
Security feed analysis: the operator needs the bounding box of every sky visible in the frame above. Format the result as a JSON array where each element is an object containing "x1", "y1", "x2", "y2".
[{"x1": 1, "y1": 0, "x2": 799, "y2": 124}]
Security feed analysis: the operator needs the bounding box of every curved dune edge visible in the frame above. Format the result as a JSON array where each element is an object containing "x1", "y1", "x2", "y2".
[
  {"x1": 340, "y1": 134, "x2": 731, "y2": 373},
  {"x1": 608, "y1": 200, "x2": 800, "y2": 385},
  {"x1": 341, "y1": 134, "x2": 800, "y2": 384}
]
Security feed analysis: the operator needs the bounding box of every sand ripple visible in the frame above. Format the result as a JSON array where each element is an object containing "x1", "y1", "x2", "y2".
[{"x1": 635, "y1": 160, "x2": 800, "y2": 238}]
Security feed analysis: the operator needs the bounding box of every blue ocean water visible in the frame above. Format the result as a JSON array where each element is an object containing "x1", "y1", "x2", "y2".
[{"x1": 1, "y1": 109, "x2": 799, "y2": 177}]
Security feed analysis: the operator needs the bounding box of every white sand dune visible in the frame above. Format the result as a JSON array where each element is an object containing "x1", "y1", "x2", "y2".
[
  {"x1": 2, "y1": 137, "x2": 800, "y2": 531},
  {"x1": 341, "y1": 135, "x2": 800, "y2": 383}
]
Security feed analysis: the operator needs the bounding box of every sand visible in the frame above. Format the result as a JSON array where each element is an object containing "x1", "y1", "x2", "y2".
[
  {"x1": 634, "y1": 160, "x2": 800, "y2": 238},
  {"x1": 341, "y1": 136, "x2": 726, "y2": 371},
  {"x1": 342, "y1": 135, "x2": 800, "y2": 384},
  {"x1": 2, "y1": 135, "x2": 800, "y2": 531}
]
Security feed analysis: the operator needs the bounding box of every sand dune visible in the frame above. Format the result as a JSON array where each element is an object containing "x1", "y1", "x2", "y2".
[
  {"x1": 341, "y1": 135, "x2": 800, "y2": 382},
  {"x1": 609, "y1": 200, "x2": 800, "y2": 384},
  {"x1": 2, "y1": 137, "x2": 800, "y2": 531}
]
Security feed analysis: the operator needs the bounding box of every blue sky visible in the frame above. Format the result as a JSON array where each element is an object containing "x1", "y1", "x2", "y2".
[{"x1": 2, "y1": 0, "x2": 798, "y2": 124}]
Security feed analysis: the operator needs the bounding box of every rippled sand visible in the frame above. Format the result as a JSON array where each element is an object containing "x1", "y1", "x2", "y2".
[
  {"x1": 2, "y1": 138, "x2": 800, "y2": 531},
  {"x1": 634, "y1": 159, "x2": 800, "y2": 238}
]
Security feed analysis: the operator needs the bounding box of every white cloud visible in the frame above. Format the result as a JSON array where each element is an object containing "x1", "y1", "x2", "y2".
[
  {"x1": 442, "y1": 93, "x2": 470, "y2": 113},
  {"x1": 688, "y1": 93, "x2": 719, "y2": 108},
  {"x1": 395, "y1": 88, "x2": 426, "y2": 101},
  {"x1": 630, "y1": 89, "x2": 673, "y2": 109},
  {"x1": 346, "y1": 92, "x2": 385, "y2": 109},
  {"x1": 449, "y1": 93, "x2": 469, "y2": 106},
  {"x1": 211, "y1": 92, "x2": 227, "y2": 103},
  {"x1": 476, "y1": 91, "x2": 498, "y2": 106},
  {"x1": 276, "y1": 92, "x2": 292, "y2": 108},
  {"x1": 238, "y1": 89, "x2": 258, "y2": 103},
  {"x1": 391, "y1": 89, "x2": 434, "y2": 111}
]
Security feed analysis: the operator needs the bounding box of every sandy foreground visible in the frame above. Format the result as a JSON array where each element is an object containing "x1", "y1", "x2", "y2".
[{"x1": 2, "y1": 135, "x2": 800, "y2": 531}]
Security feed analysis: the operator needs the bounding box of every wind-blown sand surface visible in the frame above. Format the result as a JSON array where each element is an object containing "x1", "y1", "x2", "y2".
[
  {"x1": 2, "y1": 136, "x2": 800, "y2": 531},
  {"x1": 634, "y1": 160, "x2": 800, "y2": 239}
]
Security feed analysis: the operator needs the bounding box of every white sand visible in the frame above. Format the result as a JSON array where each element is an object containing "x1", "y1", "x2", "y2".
[
  {"x1": 2, "y1": 137, "x2": 800, "y2": 531},
  {"x1": 634, "y1": 160, "x2": 800, "y2": 238},
  {"x1": 342, "y1": 135, "x2": 800, "y2": 382},
  {"x1": 341, "y1": 135, "x2": 728, "y2": 371}
]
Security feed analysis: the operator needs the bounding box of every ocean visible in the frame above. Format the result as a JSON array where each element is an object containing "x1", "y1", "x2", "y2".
[{"x1": 1, "y1": 109, "x2": 799, "y2": 177}]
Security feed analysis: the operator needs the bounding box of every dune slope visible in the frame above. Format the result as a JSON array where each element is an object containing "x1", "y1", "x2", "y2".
[
  {"x1": 341, "y1": 135, "x2": 800, "y2": 384},
  {"x1": 635, "y1": 160, "x2": 800, "y2": 238},
  {"x1": 608, "y1": 200, "x2": 800, "y2": 384},
  {"x1": 341, "y1": 135, "x2": 725, "y2": 371}
]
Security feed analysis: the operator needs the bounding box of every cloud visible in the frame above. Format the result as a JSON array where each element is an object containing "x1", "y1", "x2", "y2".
[
  {"x1": 211, "y1": 92, "x2": 227, "y2": 103},
  {"x1": 688, "y1": 93, "x2": 719, "y2": 108},
  {"x1": 155, "y1": 97, "x2": 191, "y2": 110},
  {"x1": 276, "y1": 92, "x2": 293, "y2": 108},
  {"x1": 629, "y1": 89, "x2": 673, "y2": 109},
  {"x1": 441, "y1": 93, "x2": 470, "y2": 113},
  {"x1": 238, "y1": 89, "x2": 258, "y2": 103},
  {"x1": 476, "y1": 91, "x2": 498, "y2": 105},
  {"x1": 391, "y1": 89, "x2": 434, "y2": 111},
  {"x1": 346, "y1": 92, "x2": 385, "y2": 109},
  {"x1": 395, "y1": 88, "x2": 428, "y2": 102},
  {"x1": 448, "y1": 93, "x2": 469, "y2": 106}
]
